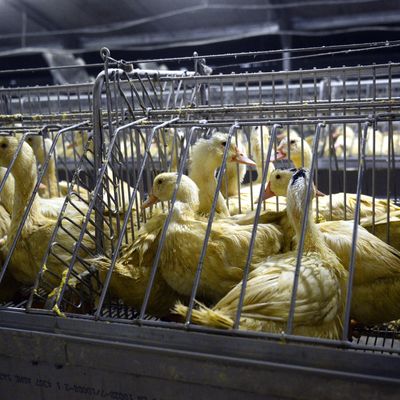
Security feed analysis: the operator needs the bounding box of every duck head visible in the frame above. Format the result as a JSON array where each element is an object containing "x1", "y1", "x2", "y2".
[
  {"x1": 0, "y1": 136, "x2": 35, "y2": 173},
  {"x1": 191, "y1": 132, "x2": 256, "y2": 170},
  {"x1": 262, "y1": 168, "x2": 325, "y2": 201},
  {"x1": 275, "y1": 135, "x2": 312, "y2": 169},
  {"x1": 142, "y1": 172, "x2": 200, "y2": 210}
]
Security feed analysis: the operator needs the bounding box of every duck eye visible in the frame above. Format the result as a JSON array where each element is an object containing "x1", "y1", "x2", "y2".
[
  {"x1": 221, "y1": 141, "x2": 227, "y2": 147},
  {"x1": 276, "y1": 174, "x2": 281, "y2": 179},
  {"x1": 158, "y1": 179, "x2": 163, "y2": 184},
  {"x1": 0, "y1": 143, "x2": 7, "y2": 149},
  {"x1": 290, "y1": 140, "x2": 295, "y2": 144}
]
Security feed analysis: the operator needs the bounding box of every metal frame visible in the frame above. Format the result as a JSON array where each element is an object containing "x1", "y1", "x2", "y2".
[{"x1": 1, "y1": 43, "x2": 400, "y2": 399}]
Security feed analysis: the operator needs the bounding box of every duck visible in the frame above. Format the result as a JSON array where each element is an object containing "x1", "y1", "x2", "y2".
[
  {"x1": 27, "y1": 135, "x2": 59, "y2": 198},
  {"x1": 174, "y1": 168, "x2": 347, "y2": 339},
  {"x1": 332, "y1": 125, "x2": 393, "y2": 158},
  {"x1": 160, "y1": 127, "x2": 185, "y2": 172},
  {"x1": 143, "y1": 172, "x2": 283, "y2": 303},
  {"x1": 360, "y1": 210, "x2": 400, "y2": 252},
  {"x1": 275, "y1": 135, "x2": 400, "y2": 220},
  {"x1": 221, "y1": 130, "x2": 248, "y2": 198},
  {"x1": 249, "y1": 125, "x2": 275, "y2": 185},
  {"x1": 92, "y1": 209, "x2": 183, "y2": 318},
  {"x1": 263, "y1": 168, "x2": 400, "y2": 325},
  {"x1": 0, "y1": 136, "x2": 97, "y2": 288},
  {"x1": 188, "y1": 132, "x2": 256, "y2": 217},
  {"x1": 0, "y1": 168, "x2": 20, "y2": 302}
]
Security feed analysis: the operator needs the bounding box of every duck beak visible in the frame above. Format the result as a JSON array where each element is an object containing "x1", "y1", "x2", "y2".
[
  {"x1": 315, "y1": 188, "x2": 326, "y2": 197},
  {"x1": 232, "y1": 148, "x2": 257, "y2": 167},
  {"x1": 39, "y1": 182, "x2": 47, "y2": 191},
  {"x1": 261, "y1": 181, "x2": 276, "y2": 201},
  {"x1": 142, "y1": 194, "x2": 159, "y2": 209},
  {"x1": 273, "y1": 143, "x2": 286, "y2": 161}
]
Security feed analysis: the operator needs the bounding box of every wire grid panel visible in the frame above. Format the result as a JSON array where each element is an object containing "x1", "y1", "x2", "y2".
[{"x1": 0, "y1": 52, "x2": 400, "y2": 356}]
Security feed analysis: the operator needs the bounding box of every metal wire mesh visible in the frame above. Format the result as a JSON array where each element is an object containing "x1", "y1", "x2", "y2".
[{"x1": 0, "y1": 44, "x2": 400, "y2": 356}]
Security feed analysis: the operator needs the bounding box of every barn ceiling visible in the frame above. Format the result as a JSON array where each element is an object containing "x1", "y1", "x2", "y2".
[{"x1": 0, "y1": 0, "x2": 399, "y2": 52}]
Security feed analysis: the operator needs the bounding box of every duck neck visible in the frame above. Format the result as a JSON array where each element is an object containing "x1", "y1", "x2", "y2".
[
  {"x1": 189, "y1": 156, "x2": 222, "y2": 211},
  {"x1": 43, "y1": 157, "x2": 58, "y2": 198},
  {"x1": 287, "y1": 184, "x2": 324, "y2": 253},
  {"x1": 0, "y1": 168, "x2": 14, "y2": 214},
  {"x1": 292, "y1": 143, "x2": 312, "y2": 169},
  {"x1": 8, "y1": 150, "x2": 43, "y2": 243}
]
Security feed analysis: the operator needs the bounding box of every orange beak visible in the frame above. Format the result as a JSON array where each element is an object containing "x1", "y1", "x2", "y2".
[
  {"x1": 273, "y1": 143, "x2": 287, "y2": 161},
  {"x1": 231, "y1": 147, "x2": 257, "y2": 167},
  {"x1": 261, "y1": 181, "x2": 276, "y2": 201},
  {"x1": 142, "y1": 194, "x2": 159, "y2": 209}
]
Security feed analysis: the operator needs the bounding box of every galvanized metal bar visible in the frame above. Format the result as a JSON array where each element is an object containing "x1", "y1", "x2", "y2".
[
  {"x1": 233, "y1": 123, "x2": 281, "y2": 329},
  {"x1": 184, "y1": 122, "x2": 239, "y2": 325},
  {"x1": 341, "y1": 120, "x2": 372, "y2": 340},
  {"x1": 286, "y1": 123, "x2": 325, "y2": 335}
]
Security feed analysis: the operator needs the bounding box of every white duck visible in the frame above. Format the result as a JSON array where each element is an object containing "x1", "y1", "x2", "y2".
[
  {"x1": 221, "y1": 130, "x2": 248, "y2": 198},
  {"x1": 174, "y1": 168, "x2": 347, "y2": 339},
  {"x1": 275, "y1": 135, "x2": 400, "y2": 220},
  {"x1": 188, "y1": 132, "x2": 256, "y2": 217},
  {"x1": 143, "y1": 172, "x2": 283, "y2": 303},
  {"x1": 27, "y1": 135, "x2": 59, "y2": 198},
  {"x1": 0, "y1": 136, "x2": 97, "y2": 288},
  {"x1": 263, "y1": 168, "x2": 400, "y2": 325}
]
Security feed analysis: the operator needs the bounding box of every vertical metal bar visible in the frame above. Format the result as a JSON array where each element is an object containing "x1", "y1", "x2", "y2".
[
  {"x1": 286, "y1": 123, "x2": 325, "y2": 335},
  {"x1": 233, "y1": 124, "x2": 280, "y2": 329},
  {"x1": 341, "y1": 120, "x2": 372, "y2": 340},
  {"x1": 184, "y1": 123, "x2": 240, "y2": 325},
  {"x1": 137, "y1": 126, "x2": 199, "y2": 320},
  {"x1": 387, "y1": 120, "x2": 392, "y2": 244}
]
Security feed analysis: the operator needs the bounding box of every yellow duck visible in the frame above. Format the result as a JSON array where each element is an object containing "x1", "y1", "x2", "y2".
[
  {"x1": 91, "y1": 163, "x2": 197, "y2": 318},
  {"x1": 92, "y1": 209, "x2": 183, "y2": 318},
  {"x1": 222, "y1": 126, "x2": 281, "y2": 215},
  {"x1": 275, "y1": 135, "x2": 400, "y2": 220},
  {"x1": 221, "y1": 130, "x2": 248, "y2": 198},
  {"x1": 0, "y1": 167, "x2": 21, "y2": 302},
  {"x1": 249, "y1": 125, "x2": 275, "y2": 185},
  {"x1": 263, "y1": 168, "x2": 400, "y2": 325},
  {"x1": 174, "y1": 168, "x2": 347, "y2": 339},
  {"x1": 27, "y1": 135, "x2": 59, "y2": 198},
  {"x1": 188, "y1": 132, "x2": 257, "y2": 217},
  {"x1": 143, "y1": 172, "x2": 283, "y2": 303},
  {"x1": 359, "y1": 210, "x2": 400, "y2": 252},
  {"x1": 332, "y1": 125, "x2": 400, "y2": 158},
  {"x1": 0, "y1": 136, "x2": 97, "y2": 288}
]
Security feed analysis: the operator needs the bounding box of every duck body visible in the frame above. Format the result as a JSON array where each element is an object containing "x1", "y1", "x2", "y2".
[
  {"x1": 177, "y1": 251, "x2": 345, "y2": 339},
  {"x1": 94, "y1": 211, "x2": 183, "y2": 317},
  {"x1": 175, "y1": 169, "x2": 347, "y2": 339},
  {"x1": 0, "y1": 137, "x2": 95, "y2": 288},
  {"x1": 143, "y1": 173, "x2": 283, "y2": 303},
  {"x1": 360, "y1": 211, "x2": 400, "y2": 252},
  {"x1": 264, "y1": 168, "x2": 400, "y2": 325},
  {"x1": 160, "y1": 202, "x2": 283, "y2": 302}
]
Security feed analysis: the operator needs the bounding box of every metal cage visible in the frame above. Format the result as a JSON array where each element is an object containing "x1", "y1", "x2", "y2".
[{"x1": 0, "y1": 42, "x2": 400, "y2": 399}]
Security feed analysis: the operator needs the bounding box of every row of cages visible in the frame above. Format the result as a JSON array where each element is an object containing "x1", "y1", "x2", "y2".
[{"x1": 0, "y1": 48, "x2": 399, "y2": 358}]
